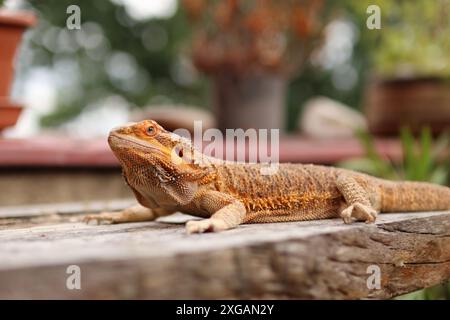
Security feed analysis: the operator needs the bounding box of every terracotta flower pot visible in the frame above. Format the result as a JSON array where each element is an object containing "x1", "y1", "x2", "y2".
[
  {"x1": 0, "y1": 10, "x2": 36, "y2": 132},
  {"x1": 0, "y1": 10, "x2": 36, "y2": 98},
  {"x1": 0, "y1": 97, "x2": 23, "y2": 132},
  {"x1": 365, "y1": 77, "x2": 450, "y2": 135}
]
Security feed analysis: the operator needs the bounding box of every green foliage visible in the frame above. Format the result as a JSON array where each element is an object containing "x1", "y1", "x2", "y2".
[
  {"x1": 21, "y1": 0, "x2": 208, "y2": 127},
  {"x1": 339, "y1": 128, "x2": 450, "y2": 185},
  {"x1": 397, "y1": 282, "x2": 450, "y2": 300},
  {"x1": 17, "y1": 0, "x2": 368, "y2": 131},
  {"x1": 346, "y1": 0, "x2": 450, "y2": 78},
  {"x1": 18, "y1": 0, "x2": 448, "y2": 133}
]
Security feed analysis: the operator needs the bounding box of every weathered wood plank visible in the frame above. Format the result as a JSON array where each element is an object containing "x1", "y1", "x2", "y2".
[
  {"x1": 0, "y1": 199, "x2": 135, "y2": 218},
  {"x1": 0, "y1": 210, "x2": 448, "y2": 299}
]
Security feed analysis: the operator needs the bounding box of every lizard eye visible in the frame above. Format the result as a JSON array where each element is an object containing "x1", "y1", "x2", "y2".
[
  {"x1": 178, "y1": 148, "x2": 183, "y2": 158},
  {"x1": 146, "y1": 125, "x2": 156, "y2": 136}
]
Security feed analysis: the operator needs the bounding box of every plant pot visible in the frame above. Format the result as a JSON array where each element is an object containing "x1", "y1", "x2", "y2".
[
  {"x1": 365, "y1": 77, "x2": 450, "y2": 135},
  {"x1": 212, "y1": 71, "x2": 287, "y2": 131},
  {"x1": 0, "y1": 10, "x2": 37, "y2": 98},
  {"x1": 0, "y1": 98, "x2": 23, "y2": 132}
]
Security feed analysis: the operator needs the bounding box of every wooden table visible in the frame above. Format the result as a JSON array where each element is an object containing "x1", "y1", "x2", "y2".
[{"x1": 0, "y1": 202, "x2": 448, "y2": 299}]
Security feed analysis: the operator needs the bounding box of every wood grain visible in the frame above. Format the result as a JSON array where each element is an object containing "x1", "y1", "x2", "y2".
[{"x1": 0, "y1": 208, "x2": 448, "y2": 299}]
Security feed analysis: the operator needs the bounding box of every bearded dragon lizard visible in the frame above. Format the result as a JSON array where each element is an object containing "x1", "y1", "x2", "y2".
[{"x1": 83, "y1": 120, "x2": 450, "y2": 233}]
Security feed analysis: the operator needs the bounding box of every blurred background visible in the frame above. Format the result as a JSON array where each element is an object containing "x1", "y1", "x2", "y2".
[
  {"x1": 3, "y1": 0, "x2": 447, "y2": 137},
  {"x1": 0, "y1": 0, "x2": 449, "y2": 299}
]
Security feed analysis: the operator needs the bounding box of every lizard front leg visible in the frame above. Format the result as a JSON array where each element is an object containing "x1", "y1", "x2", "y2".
[
  {"x1": 83, "y1": 205, "x2": 174, "y2": 225},
  {"x1": 186, "y1": 191, "x2": 246, "y2": 234},
  {"x1": 336, "y1": 174, "x2": 379, "y2": 224}
]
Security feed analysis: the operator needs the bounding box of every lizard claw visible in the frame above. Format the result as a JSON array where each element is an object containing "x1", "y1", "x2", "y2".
[
  {"x1": 82, "y1": 212, "x2": 115, "y2": 225},
  {"x1": 340, "y1": 203, "x2": 378, "y2": 224},
  {"x1": 186, "y1": 219, "x2": 228, "y2": 234}
]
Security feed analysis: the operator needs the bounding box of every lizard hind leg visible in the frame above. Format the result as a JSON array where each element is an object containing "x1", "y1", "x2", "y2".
[{"x1": 336, "y1": 174, "x2": 379, "y2": 224}]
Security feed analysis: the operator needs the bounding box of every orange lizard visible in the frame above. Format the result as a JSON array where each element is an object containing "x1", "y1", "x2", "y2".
[{"x1": 83, "y1": 120, "x2": 450, "y2": 233}]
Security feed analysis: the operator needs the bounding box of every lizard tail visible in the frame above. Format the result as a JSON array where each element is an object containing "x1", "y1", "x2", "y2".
[{"x1": 380, "y1": 180, "x2": 450, "y2": 212}]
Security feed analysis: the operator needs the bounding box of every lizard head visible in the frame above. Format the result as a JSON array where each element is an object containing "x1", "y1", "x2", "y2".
[{"x1": 108, "y1": 120, "x2": 210, "y2": 205}]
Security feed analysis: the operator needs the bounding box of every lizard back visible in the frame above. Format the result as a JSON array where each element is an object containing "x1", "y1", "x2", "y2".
[{"x1": 212, "y1": 163, "x2": 345, "y2": 223}]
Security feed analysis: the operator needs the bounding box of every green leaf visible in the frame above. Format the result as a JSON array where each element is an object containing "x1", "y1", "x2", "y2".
[
  {"x1": 416, "y1": 127, "x2": 432, "y2": 181},
  {"x1": 429, "y1": 166, "x2": 449, "y2": 185},
  {"x1": 400, "y1": 127, "x2": 417, "y2": 180},
  {"x1": 336, "y1": 158, "x2": 379, "y2": 176},
  {"x1": 355, "y1": 129, "x2": 396, "y2": 179}
]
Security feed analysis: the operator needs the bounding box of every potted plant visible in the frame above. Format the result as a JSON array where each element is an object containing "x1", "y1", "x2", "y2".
[
  {"x1": 0, "y1": 1, "x2": 36, "y2": 132},
  {"x1": 350, "y1": 0, "x2": 450, "y2": 135},
  {"x1": 183, "y1": 0, "x2": 332, "y2": 131}
]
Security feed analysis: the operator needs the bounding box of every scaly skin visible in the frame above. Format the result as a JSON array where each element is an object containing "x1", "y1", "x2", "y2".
[{"x1": 83, "y1": 120, "x2": 450, "y2": 233}]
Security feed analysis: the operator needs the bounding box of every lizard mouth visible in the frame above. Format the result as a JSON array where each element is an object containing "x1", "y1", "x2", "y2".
[{"x1": 108, "y1": 133, "x2": 165, "y2": 155}]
